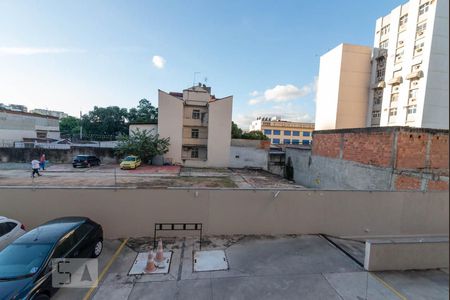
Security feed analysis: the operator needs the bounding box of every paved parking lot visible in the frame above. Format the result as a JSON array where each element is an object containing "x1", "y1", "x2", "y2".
[
  {"x1": 54, "y1": 235, "x2": 449, "y2": 300},
  {"x1": 0, "y1": 163, "x2": 304, "y2": 189}
]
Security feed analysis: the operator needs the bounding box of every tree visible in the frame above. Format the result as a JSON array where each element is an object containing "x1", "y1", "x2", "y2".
[
  {"x1": 81, "y1": 106, "x2": 129, "y2": 140},
  {"x1": 128, "y1": 99, "x2": 158, "y2": 123},
  {"x1": 60, "y1": 116, "x2": 80, "y2": 138},
  {"x1": 115, "y1": 128, "x2": 170, "y2": 164},
  {"x1": 231, "y1": 121, "x2": 269, "y2": 140}
]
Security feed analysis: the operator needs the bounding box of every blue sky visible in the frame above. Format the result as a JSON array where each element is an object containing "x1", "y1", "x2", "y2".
[{"x1": 0, "y1": 0, "x2": 405, "y2": 129}]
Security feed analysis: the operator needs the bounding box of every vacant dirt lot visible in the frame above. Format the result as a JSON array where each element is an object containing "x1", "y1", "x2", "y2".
[{"x1": 0, "y1": 163, "x2": 305, "y2": 189}]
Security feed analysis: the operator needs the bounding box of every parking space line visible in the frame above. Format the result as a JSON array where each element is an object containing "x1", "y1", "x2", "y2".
[
  {"x1": 82, "y1": 238, "x2": 129, "y2": 300},
  {"x1": 370, "y1": 273, "x2": 407, "y2": 300}
]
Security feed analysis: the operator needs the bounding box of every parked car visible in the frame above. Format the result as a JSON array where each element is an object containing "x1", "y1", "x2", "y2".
[
  {"x1": 0, "y1": 217, "x2": 103, "y2": 300},
  {"x1": 72, "y1": 155, "x2": 101, "y2": 168},
  {"x1": 0, "y1": 216, "x2": 26, "y2": 252},
  {"x1": 120, "y1": 155, "x2": 142, "y2": 170}
]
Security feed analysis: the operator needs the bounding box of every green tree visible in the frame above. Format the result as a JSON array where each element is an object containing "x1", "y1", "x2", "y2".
[
  {"x1": 115, "y1": 128, "x2": 170, "y2": 164},
  {"x1": 59, "y1": 116, "x2": 80, "y2": 137},
  {"x1": 231, "y1": 121, "x2": 269, "y2": 140},
  {"x1": 81, "y1": 106, "x2": 129, "y2": 140},
  {"x1": 128, "y1": 99, "x2": 158, "y2": 123}
]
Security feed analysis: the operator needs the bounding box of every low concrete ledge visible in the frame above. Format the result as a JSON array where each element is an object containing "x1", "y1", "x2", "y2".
[{"x1": 364, "y1": 237, "x2": 449, "y2": 271}]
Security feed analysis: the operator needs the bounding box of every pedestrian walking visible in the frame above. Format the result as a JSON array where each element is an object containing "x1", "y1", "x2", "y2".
[
  {"x1": 40, "y1": 153, "x2": 46, "y2": 170},
  {"x1": 31, "y1": 159, "x2": 41, "y2": 178}
]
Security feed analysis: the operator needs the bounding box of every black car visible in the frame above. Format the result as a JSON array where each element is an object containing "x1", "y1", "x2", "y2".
[
  {"x1": 0, "y1": 217, "x2": 103, "y2": 300},
  {"x1": 72, "y1": 155, "x2": 101, "y2": 168}
]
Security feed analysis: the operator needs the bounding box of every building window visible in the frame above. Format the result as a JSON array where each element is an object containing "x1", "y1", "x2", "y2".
[
  {"x1": 418, "y1": 2, "x2": 429, "y2": 16},
  {"x1": 273, "y1": 130, "x2": 280, "y2": 135},
  {"x1": 389, "y1": 108, "x2": 398, "y2": 116},
  {"x1": 372, "y1": 110, "x2": 381, "y2": 118},
  {"x1": 191, "y1": 148, "x2": 199, "y2": 158},
  {"x1": 395, "y1": 48, "x2": 404, "y2": 64},
  {"x1": 408, "y1": 89, "x2": 418, "y2": 104},
  {"x1": 414, "y1": 39, "x2": 425, "y2": 56},
  {"x1": 283, "y1": 139, "x2": 290, "y2": 144},
  {"x1": 416, "y1": 22, "x2": 427, "y2": 37},
  {"x1": 191, "y1": 129, "x2": 199, "y2": 138},
  {"x1": 380, "y1": 24, "x2": 390, "y2": 36},
  {"x1": 302, "y1": 140, "x2": 310, "y2": 145},
  {"x1": 379, "y1": 40, "x2": 389, "y2": 49},
  {"x1": 412, "y1": 63, "x2": 421, "y2": 72},
  {"x1": 192, "y1": 110, "x2": 200, "y2": 119},
  {"x1": 284, "y1": 130, "x2": 291, "y2": 136},
  {"x1": 36, "y1": 131, "x2": 47, "y2": 139},
  {"x1": 293, "y1": 131, "x2": 300, "y2": 136},
  {"x1": 399, "y1": 14, "x2": 408, "y2": 27},
  {"x1": 292, "y1": 139, "x2": 300, "y2": 145},
  {"x1": 303, "y1": 132, "x2": 311, "y2": 137},
  {"x1": 407, "y1": 105, "x2": 417, "y2": 114},
  {"x1": 264, "y1": 129, "x2": 272, "y2": 135},
  {"x1": 272, "y1": 138, "x2": 280, "y2": 144},
  {"x1": 390, "y1": 93, "x2": 399, "y2": 104}
]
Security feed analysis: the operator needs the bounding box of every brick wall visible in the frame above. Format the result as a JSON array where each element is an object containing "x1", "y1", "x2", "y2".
[{"x1": 311, "y1": 127, "x2": 449, "y2": 191}]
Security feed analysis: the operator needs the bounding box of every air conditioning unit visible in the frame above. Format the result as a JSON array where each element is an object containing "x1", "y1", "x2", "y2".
[{"x1": 418, "y1": 31, "x2": 424, "y2": 36}]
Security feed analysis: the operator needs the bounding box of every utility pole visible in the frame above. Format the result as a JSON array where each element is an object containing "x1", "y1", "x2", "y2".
[{"x1": 79, "y1": 110, "x2": 83, "y2": 140}]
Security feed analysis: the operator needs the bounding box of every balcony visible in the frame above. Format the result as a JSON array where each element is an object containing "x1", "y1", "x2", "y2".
[
  {"x1": 182, "y1": 137, "x2": 208, "y2": 146},
  {"x1": 183, "y1": 118, "x2": 208, "y2": 127}
]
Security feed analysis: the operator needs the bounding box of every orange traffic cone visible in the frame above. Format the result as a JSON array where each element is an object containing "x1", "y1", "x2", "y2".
[
  {"x1": 145, "y1": 251, "x2": 156, "y2": 273},
  {"x1": 155, "y1": 239, "x2": 165, "y2": 263}
]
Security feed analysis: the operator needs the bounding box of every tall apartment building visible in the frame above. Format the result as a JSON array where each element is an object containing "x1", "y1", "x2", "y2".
[
  {"x1": 315, "y1": 0, "x2": 448, "y2": 130},
  {"x1": 158, "y1": 84, "x2": 233, "y2": 167},
  {"x1": 249, "y1": 117, "x2": 315, "y2": 145},
  {"x1": 368, "y1": 0, "x2": 448, "y2": 129}
]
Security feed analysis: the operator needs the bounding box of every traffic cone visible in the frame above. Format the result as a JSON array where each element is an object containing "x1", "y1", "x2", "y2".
[
  {"x1": 155, "y1": 239, "x2": 165, "y2": 263},
  {"x1": 145, "y1": 251, "x2": 156, "y2": 273}
]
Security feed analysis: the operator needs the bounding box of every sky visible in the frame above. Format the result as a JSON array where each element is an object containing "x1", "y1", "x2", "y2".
[{"x1": 0, "y1": 0, "x2": 405, "y2": 129}]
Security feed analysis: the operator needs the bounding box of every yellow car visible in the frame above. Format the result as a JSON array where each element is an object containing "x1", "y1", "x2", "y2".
[{"x1": 120, "y1": 156, "x2": 142, "y2": 169}]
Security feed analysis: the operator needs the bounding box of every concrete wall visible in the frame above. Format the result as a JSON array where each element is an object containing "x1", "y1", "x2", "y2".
[
  {"x1": 158, "y1": 90, "x2": 184, "y2": 165},
  {"x1": 0, "y1": 147, "x2": 117, "y2": 164},
  {"x1": 207, "y1": 96, "x2": 233, "y2": 167},
  {"x1": 0, "y1": 189, "x2": 447, "y2": 239},
  {"x1": 229, "y1": 146, "x2": 268, "y2": 170}
]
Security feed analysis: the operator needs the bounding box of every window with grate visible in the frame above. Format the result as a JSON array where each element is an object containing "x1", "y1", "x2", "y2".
[
  {"x1": 418, "y1": 2, "x2": 429, "y2": 16},
  {"x1": 191, "y1": 129, "x2": 199, "y2": 138},
  {"x1": 192, "y1": 110, "x2": 200, "y2": 119},
  {"x1": 191, "y1": 148, "x2": 199, "y2": 158}
]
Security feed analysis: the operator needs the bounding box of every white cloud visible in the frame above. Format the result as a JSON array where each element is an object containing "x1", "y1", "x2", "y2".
[
  {"x1": 249, "y1": 90, "x2": 259, "y2": 97},
  {"x1": 0, "y1": 47, "x2": 85, "y2": 55},
  {"x1": 152, "y1": 55, "x2": 166, "y2": 69},
  {"x1": 248, "y1": 82, "x2": 314, "y2": 105}
]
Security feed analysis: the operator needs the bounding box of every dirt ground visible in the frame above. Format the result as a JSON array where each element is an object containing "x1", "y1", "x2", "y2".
[{"x1": 0, "y1": 163, "x2": 305, "y2": 189}]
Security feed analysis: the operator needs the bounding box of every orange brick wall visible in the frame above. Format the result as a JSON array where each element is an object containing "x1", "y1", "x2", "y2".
[
  {"x1": 430, "y1": 135, "x2": 449, "y2": 170},
  {"x1": 342, "y1": 132, "x2": 393, "y2": 167},
  {"x1": 428, "y1": 180, "x2": 449, "y2": 191},
  {"x1": 396, "y1": 132, "x2": 427, "y2": 169},
  {"x1": 395, "y1": 175, "x2": 422, "y2": 191},
  {"x1": 312, "y1": 133, "x2": 340, "y2": 158}
]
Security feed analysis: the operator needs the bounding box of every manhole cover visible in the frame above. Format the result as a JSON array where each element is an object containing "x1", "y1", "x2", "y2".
[
  {"x1": 128, "y1": 251, "x2": 172, "y2": 275},
  {"x1": 194, "y1": 250, "x2": 228, "y2": 272}
]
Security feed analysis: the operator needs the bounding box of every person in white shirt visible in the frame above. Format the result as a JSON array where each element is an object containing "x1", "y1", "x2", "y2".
[{"x1": 31, "y1": 159, "x2": 41, "y2": 178}]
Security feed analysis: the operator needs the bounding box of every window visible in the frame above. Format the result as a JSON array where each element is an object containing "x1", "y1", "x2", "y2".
[
  {"x1": 36, "y1": 131, "x2": 47, "y2": 139},
  {"x1": 293, "y1": 131, "x2": 300, "y2": 136},
  {"x1": 380, "y1": 24, "x2": 390, "y2": 35},
  {"x1": 395, "y1": 48, "x2": 404, "y2": 64},
  {"x1": 192, "y1": 110, "x2": 200, "y2": 119},
  {"x1": 292, "y1": 139, "x2": 300, "y2": 145},
  {"x1": 191, "y1": 148, "x2": 199, "y2": 158},
  {"x1": 264, "y1": 129, "x2": 272, "y2": 135},
  {"x1": 302, "y1": 140, "x2": 310, "y2": 145},
  {"x1": 379, "y1": 40, "x2": 389, "y2": 49},
  {"x1": 399, "y1": 14, "x2": 408, "y2": 27},
  {"x1": 407, "y1": 105, "x2": 417, "y2": 114},
  {"x1": 284, "y1": 130, "x2": 291, "y2": 136},
  {"x1": 53, "y1": 233, "x2": 76, "y2": 258},
  {"x1": 283, "y1": 139, "x2": 291, "y2": 144},
  {"x1": 412, "y1": 63, "x2": 421, "y2": 72},
  {"x1": 414, "y1": 40, "x2": 425, "y2": 56},
  {"x1": 377, "y1": 69, "x2": 385, "y2": 80},
  {"x1": 272, "y1": 138, "x2": 280, "y2": 144},
  {"x1": 389, "y1": 108, "x2": 398, "y2": 116},
  {"x1": 416, "y1": 22, "x2": 427, "y2": 36},
  {"x1": 372, "y1": 110, "x2": 381, "y2": 118},
  {"x1": 273, "y1": 130, "x2": 280, "y2": 135},
  {"x1": 0, "y1": 222, "x2": 16, "y2": 237},
  {"x1": 191, "y1": 129, "x2": 199, "y2": 139},
  {"x1": 408, "y1": 89, "x2": 418, "y2": 103},
  {"x1": 74, "y1": 223, "x2": 94, "y2": 241},
  {"x1": 390, "y1": 93, "x2": 399, "y2": 103},
  {"x1": 419, "y1": 2, "x2": 429, "y2": 16},
  {"x1": 303, "y1": 131, "x2": 311, "y2": 137}
]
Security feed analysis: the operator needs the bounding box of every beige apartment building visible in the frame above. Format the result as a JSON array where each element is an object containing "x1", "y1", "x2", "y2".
[
  {"x1": 315, "y1": 0, "x2": 448, "y2": 130},
  {"x1": 249, "y1": 117, "x2": 314, "y2": 145},
  {"x1": 158, "y1": 84, "x2": 233, "y2": 167}
]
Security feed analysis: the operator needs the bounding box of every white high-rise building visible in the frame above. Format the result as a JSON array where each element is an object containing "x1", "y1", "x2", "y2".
[
  {"x1": 316, "y1": 0, "x2": 448, "y2": 130},
  {"x1": 368, "y1": 0, "x2": 448, "y2": 129}
]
